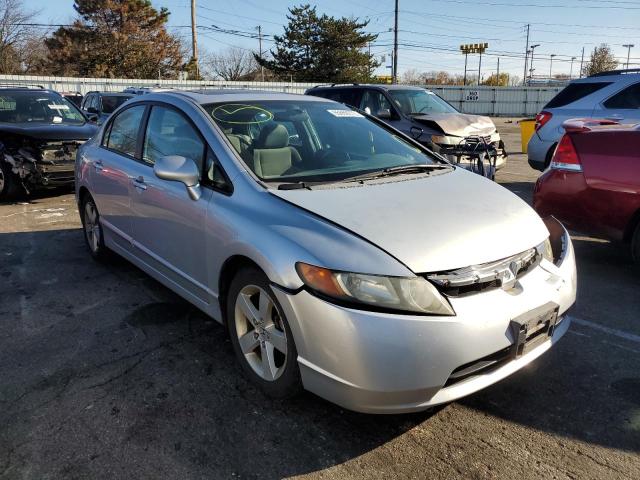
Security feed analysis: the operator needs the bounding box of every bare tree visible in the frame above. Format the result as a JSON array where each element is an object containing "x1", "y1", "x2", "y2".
[
  {"x1": 583, "y1": 44, "x2": 618, "y2": 77},
  {"x1": 204, "y1": 47, "x2": 258, "y2": 81},
  {"x1": 0, "y1": 0, "x2": 40, "y2": 73}
]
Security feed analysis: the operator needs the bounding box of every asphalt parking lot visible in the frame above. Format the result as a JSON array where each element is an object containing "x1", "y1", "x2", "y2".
[{"x1": 1, "y1": 120, "x2": 639, "y2": 480}]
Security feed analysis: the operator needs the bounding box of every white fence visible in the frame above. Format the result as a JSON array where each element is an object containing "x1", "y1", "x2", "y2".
[{"x1": 0, "y1": 74, "x2": 563, "y2": 117}]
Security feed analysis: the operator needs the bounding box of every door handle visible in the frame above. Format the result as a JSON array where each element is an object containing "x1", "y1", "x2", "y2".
[
  {"x1": 132, "y1": 175, "x2": 147, "y2": 190},
  {"x1": 94, "y1": 159, "x2": 103, "y2": 172}
]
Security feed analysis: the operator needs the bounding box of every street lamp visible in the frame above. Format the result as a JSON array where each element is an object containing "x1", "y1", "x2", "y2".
[
  {"x1": 549, "y1": 54, "x2": 556, "y2": 83},
  {"x1": 569, "y1": 56, "x2": 577, "y2": 79},
  {"x1": 623, "y1": 44, "x2": 634, "y2": 69},
  {"x1": 528, "y1": 44, "x2": 540, "y2": 85}
]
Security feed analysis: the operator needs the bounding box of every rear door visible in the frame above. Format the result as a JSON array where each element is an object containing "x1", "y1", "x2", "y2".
[
  {"x1": 90, "y1": 104, "x2": 147, "y2": 252},
  {"x1": 598, "y1": 82, "x2": 640, "y2": 124},
  {"x1": 127, "y1": 103, "x2": 212, "y2": 305}
]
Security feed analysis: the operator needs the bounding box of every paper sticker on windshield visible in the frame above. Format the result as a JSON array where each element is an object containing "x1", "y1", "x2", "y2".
[
  {"x1": 327, "y1": 109, "x2": 363, "y2": 118},
  {"x1": 48, "y1": 104, "x2": 70, "y2": 110}
]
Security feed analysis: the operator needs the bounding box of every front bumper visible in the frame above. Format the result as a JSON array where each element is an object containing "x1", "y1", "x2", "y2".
[{"x1": 274, "y1": 236, "x2": 576, "y2": 414}]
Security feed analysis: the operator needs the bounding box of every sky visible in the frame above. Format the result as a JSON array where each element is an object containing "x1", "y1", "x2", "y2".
[{"x1": 28, "y1": 0, "x2": 640, "y2": 81}]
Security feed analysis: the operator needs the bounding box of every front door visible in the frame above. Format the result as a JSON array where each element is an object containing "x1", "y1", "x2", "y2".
[{"x1": 128, "y1": 104, "x2": 212, "y2": 305}]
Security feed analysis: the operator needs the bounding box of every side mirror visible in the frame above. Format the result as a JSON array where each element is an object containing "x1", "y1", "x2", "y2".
[
  {"x1": 376, "y1": 108, "x2": 392, "y2": 119},
  {"x1": 87, "y1": 107, "x2": 98, "y2": 114},
  {"x1": 86, "y1": 113, "x2": 99, "y2": 123},
  {"x1": 153, "y1": 155, "x2": 202, "y2": 200}
]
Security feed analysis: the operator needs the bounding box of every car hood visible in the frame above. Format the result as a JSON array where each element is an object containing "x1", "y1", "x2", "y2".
[
  {"x1": 412, "y1": 113, "x2": 496, "y2": 137},
  {"x1": 271, "y1": 168, "x2": 549, "y2": 273},
  {"x1": 0, "y1": 123, "x2": 98, "y2": 141}
]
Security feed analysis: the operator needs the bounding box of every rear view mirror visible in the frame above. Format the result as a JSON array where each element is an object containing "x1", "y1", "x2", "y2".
[
  {"x1": 376, "y1": 108, "x2": 392, "y2": 119},
  {"x1": 154, "y1": 155, "x2": 201, "y2": 200}
]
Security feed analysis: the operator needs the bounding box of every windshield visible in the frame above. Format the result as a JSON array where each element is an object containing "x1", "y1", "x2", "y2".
[
  {"x1": 0, "y1": 91, "x2": 86, "y2": 125},
  {"x1": 389, "y1": 89, "x2": 457, "y2": 115},
  {"x1": 204, "y1": 100, "x2": 442, "y2": 184},
  {"x1": 101, "y1": 95, "x2": 133, "y2": 114}
]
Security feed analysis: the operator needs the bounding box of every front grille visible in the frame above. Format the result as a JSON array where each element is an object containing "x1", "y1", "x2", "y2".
[
  {"x1": 40, "y1": 140, "x2": 84, "y2": 165},
  {"x1": 445, "y1": 346, "x2": 513, "y2": 387},
  {"x1": 425, "y1": 248, "x2": 540, "y2": 297}
]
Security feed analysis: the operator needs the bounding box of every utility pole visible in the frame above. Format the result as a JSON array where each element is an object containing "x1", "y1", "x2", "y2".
[
  {"x1": 579, "y1": 46, "x2": 585, "y2": 78},
  {"x1": 477, "y1": 50, "x2": 483, "y2": 85},
  {"x1": 523, "y1": 23, "x2": 530, "y2": 86},
  {"x1": 496, "y1": 57, "x2": 500, "y2": 85},
  {"x1": 569, "y1": 56, "x2": 576, "y2": 79},
  {"x1": 528, "y1": 44, "x2": 540, "y2": 85},
  {"x1": 393, "y1": 0, "x2": 399, "y2": 83},
  {"x1": 257, "y1": 25, "x2": 265, "y2": 81},
  {"x1": 463, "y1": 52, "x2": 468, "y2": 85},
  {"x1": 190, "y1": 0, "x2": 199, "y2": 78},
  {"x1": 623, "y1": 44, "x2": 634, "y2": 69},
  {"x1": 549, "y1": 54, "x2": 556, "y2": 83}
]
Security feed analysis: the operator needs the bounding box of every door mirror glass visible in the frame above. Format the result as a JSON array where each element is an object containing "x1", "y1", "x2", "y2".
[{"x1": 154, "y1": 155, "x2": 202, "y2": 200}]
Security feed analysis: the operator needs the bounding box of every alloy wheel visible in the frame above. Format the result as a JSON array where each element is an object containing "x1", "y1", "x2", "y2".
[
  {"x1": 234, "y1": 284, "x2": 288, "y2": 381},
  {"x1": 83, "y1": 201, "x2": 101, "y2": 253}
]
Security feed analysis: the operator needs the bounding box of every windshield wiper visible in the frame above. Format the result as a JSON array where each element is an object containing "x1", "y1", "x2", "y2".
[{"x1": 342, "y1": 163, "x2": 451, "y2": 183}]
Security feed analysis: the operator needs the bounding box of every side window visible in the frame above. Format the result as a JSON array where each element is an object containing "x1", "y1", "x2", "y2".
[
  {"x1": 603, "y1": 83, "x2": 640, "y2": 109},
  {"x1": 204, "y1": 148, "x2": 232, "y2": 193},
  {"x1": 359, "y1": 90, "x2": 393, "y2": 117},
  {"x1": 105, "y1": 105, "x2": 146, "y2": 157},
  {"x1": 82, "y1": 94, "x2": 92, "y2": 110},
  {"x1": 143, "y1": 106, "x2": 205, "y2": 171}
]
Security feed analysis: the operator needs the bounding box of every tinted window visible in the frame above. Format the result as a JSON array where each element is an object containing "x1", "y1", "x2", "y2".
[
  {"x1": 359, "y1": 90, "x2": 394, "y2": 116},
  {"x1": 311, "y1": 89, "x2": 360, "y2": 107},
  {"x1": 603, "y1": 83, "x2": 640, "y2": 109},
  {"x1": 545, "y1": 82, "x2": 612, "y2": 108},
  {"x1": 101, "y1": 95, "x2": 133, "y2": 114},
  {"x1": 105, "y1": 105, "x2": 145, "y2": 157},
  {"x1": 143, "y1": 106, "x2": 205, "y2": 169}
]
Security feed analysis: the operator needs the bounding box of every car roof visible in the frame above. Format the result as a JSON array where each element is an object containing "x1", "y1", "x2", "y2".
[
  {"x1": 0, "y1": 87, "x2": 60, "y2": 95},
  {"x1": 155, "y1": 89, "x2": 334, "y2": 104},
  {"x1": 571, "y1": 71, "x2": 640, "y2": 84},
  {"x1": 309, "y1": 84, "x2": 426, "y2": 91}
]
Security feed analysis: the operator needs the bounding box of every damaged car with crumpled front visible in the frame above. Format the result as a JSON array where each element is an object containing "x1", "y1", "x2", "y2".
[
  {"x1": 0, "y1": 86, "x2": 97, "y2": 200},
  {"x1": 306, "y1": 84, "x2": 508, "y2": 176}
]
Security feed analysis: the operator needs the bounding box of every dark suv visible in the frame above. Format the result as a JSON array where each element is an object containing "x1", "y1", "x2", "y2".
[
  {"x1": 80, "y1": 91, "x2": 134, "y2": 125},
  {"x1": 306, "y1": 84, "x2": 508, "y2": 170},
  {"x1": 0, "y1": 86, "x2": 97, "y2": 199}
]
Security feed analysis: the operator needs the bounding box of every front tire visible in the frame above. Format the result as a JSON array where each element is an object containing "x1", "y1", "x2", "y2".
[
  {"x1": 80, "y1": 194, "x2": 109, "y2": 261},
  {"x1": 226, "y1": 267, "x2": 302, "y2": 398},
  {"x1": 0, "y1": 160, "x2": 21, "y2": 201}
]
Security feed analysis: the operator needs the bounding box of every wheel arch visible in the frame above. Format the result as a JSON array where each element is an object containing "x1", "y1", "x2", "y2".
[
  {"x1": 218, "y1": 255, "x2": 264, "y2": 325},
  {"x1": 623, "y1": 207, "x2": 640, "y2": 243}
]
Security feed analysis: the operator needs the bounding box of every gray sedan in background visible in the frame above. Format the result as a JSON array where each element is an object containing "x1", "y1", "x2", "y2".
[{"x1": 75, "y1": 90, "x2": 576, "y2": 413}]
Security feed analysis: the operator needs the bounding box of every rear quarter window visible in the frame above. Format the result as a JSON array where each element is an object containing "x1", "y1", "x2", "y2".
[
  {"x1": 603, "y1": 83, "x2": 640, "y2": 109},
  {"x1": 545, "y1": 82, "x2": 612, "y2": 109}
]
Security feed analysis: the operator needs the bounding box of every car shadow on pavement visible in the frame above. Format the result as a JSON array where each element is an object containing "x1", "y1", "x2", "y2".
[
  {"x1": 0, "y1": 228, "x2": 435, "y2": 479},
  {"x1": 1, "y1": 228, "x2": 639, "y2": 479}
]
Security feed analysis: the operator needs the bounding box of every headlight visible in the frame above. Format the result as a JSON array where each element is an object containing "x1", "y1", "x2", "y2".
[
  {"x1": 296, "y1": 262, "x2": 455, "y2": 315},
  {"x1": 540, "y1": 216, "x2": 569, "y2": 265},
  {"x1": 538, "y1": 237, "x2": 554, "y2": 264}
]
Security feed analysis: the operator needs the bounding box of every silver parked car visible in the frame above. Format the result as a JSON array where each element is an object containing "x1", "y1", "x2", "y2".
[
  {"x1": 528, "y1": 69, "x2": 640, "y2": 171},
  {"x1": 75, "y1": 90, "x2": 577, "y2": 413}
]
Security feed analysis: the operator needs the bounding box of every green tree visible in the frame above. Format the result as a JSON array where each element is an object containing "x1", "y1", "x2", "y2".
[
  {"x1": 583, "y1": 44, "x2": 618, "y2": 77},
  {"x1": 45, "y1": 0, "x2": 184, "y2": 78},
  {"x1": 256, "y1": 4, "x2": 378, "y2": 82}
]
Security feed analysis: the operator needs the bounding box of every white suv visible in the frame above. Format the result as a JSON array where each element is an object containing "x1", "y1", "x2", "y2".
[{"x1": 528, "y1": 69, "x2": 640, "y2": 171}]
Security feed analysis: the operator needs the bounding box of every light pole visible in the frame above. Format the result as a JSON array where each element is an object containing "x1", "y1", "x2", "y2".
[
  {"x1": 623, "y1": 44, "x2": 634, "y2": 69},
  {"x1": 549, "y1": 54, "x2": 556, "y2": 83},
  {"x1": 569, "y1": 56, "x2": 576, "y2": 79},
  {"x1": 528, "y1": 44, "x2": 540, "y2": 85}
]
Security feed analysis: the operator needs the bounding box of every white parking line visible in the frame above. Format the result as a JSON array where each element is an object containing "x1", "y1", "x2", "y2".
[{"x1": 568, "y1": 315, "x2": 640, "y2": 344}]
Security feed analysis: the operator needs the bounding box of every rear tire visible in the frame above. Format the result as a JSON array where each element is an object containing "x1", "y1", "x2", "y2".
[
  {"x1": 80, "y1": 194, "x2": 109, "y2": 261},
  {"x1": 226, "y1": 266, "x2": 302, "y2": 398},
  {"x1": 0, "y1": 160, "x2": 21, "y2": 201}
]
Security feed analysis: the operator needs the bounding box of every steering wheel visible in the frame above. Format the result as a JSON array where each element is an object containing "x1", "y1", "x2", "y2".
[{"x1": 316, "y1": 148, "x2": 350, "y2": 164}]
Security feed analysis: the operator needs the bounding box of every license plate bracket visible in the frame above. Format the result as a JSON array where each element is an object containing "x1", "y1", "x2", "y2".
[{"x1": 510, "y1": 302, "x2": 559, "y2": 358}]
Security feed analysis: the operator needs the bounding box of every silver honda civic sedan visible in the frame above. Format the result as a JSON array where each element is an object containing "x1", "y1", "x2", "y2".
[{"x1": 75, "y1": 90, "x2": 576, "y2": 413}]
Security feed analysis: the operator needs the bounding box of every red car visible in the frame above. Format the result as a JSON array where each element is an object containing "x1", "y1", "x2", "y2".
[{"x1": 533, "y1": 119, "x2": 640, "y2": 261}]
